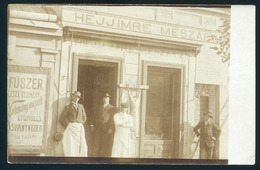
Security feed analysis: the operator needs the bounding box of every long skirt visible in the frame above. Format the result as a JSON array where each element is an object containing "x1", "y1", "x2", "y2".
[{"x1": 62, "y1": 122, "x2": 88, "y2": 157}]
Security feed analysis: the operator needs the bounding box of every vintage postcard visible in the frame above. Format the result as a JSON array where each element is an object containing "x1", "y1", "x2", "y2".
[{"x1": 7, "y1": 4, "x2": 255, "y2": 164}]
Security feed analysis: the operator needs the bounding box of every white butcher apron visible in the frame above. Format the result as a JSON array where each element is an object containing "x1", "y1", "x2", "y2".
[
  {"x1": 112, "y1": 113, "x2": 133, "y2": 158},
  {"x1": 62, "y1": 122, "x2": 88, "y2": 157}
]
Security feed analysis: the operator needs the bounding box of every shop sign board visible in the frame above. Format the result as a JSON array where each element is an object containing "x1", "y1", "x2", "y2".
[
  {"x1": 62, "y1": 8, "x2": 217, "y2": 44},
  {"x1": 7, "y1": 65, "x2": 50, "y2": 154}
]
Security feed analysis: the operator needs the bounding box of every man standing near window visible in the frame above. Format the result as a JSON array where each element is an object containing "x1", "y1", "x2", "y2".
[
  {"x1": 59, "y1": 91, "x2": 88, "y2": 157},
  {"x1": 193, "y1": 112, "x2": 221, "y2": 159}
]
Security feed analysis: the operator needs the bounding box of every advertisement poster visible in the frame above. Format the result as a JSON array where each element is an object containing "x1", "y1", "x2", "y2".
[{"x1": 7, "y1": 66, "x2": 50, "y2": 153}]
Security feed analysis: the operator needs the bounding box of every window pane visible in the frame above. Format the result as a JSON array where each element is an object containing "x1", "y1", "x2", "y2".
[{"x1": 145, "y1": 70, "x2": 173, "y2": 140}]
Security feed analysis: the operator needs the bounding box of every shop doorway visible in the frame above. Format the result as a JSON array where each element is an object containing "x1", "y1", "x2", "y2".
[
  {"x1": 140, "y1": 65, "x2": 182, "y2": 158},
  {"x1": 194, "y1": 84, "x2": 220, "y2": 159},
  {"x1": 77, "y1": 59, "x2": 118, "y2": 156}
]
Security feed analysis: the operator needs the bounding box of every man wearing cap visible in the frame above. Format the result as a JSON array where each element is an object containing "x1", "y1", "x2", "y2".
[
  {"x1": 59, "y1": 91, "x2": 88, "y2": 157},
  {"x1": 91, "y1": 93, "x2": 116, "y2": 157},
  {"x1": 193, "y1": 112, "x2": 221, "y2": 159}
]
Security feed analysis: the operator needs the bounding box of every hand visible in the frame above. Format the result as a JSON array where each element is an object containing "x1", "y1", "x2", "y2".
[
  {"x1": 108, "y1": 129, "x2": 112, "y2": 134},
  {"x1": 195, "y1": 133, "x2": 200, "y2": 137}
]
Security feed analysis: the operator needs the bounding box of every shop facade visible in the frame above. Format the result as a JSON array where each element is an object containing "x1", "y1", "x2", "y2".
[{"x1": 7, "y1": 5, "x2": 229, "y2": 159}]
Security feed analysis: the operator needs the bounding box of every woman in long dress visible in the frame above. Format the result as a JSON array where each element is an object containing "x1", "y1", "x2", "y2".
[{"x1": 112, "y1": 102, "x2": 133, "y2": 157}]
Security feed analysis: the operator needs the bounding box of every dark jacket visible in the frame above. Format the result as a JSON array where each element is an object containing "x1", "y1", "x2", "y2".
[
  {"x1": 91, "y1": 103, "x2": 116, "y2": 157},
  {"x1": 59, "y1": 103, "x2": 87, "y2": 128},
  {"x1": 91, "y1": 103, "x2": 116, "y2": 130},
  {"x1": 194, "y1": 120, "x2": 221, "y2": 140}
]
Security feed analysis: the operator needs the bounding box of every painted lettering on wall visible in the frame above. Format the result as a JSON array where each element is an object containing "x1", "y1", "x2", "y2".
[
  {"x1": 74, "y1": 12, "x2": 152, "y2": 34},
  {"x1": 160, "y1": 26, "x2": 211, "y2": 41},
  {"x1": 8, "y1": 71, "x2": 47, "y2": 146},
  {"x1": 62, "y1": 9, "x2": 216, "y2": 43}
]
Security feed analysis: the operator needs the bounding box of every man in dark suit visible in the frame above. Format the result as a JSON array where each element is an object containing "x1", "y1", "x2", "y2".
[
  {"x1": 91, "y1": 93, "x2": 116, "y2": 157},
  {"x1": 193, "y1": 112, "x2": 221, "y2": 159},
  {"x1": 59, "y1": 91, "x2": 88, "y2": 157}
]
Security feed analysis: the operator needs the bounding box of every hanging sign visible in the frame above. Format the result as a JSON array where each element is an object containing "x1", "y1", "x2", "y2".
[{"x1": 7, "y1": 65, "x2": 50, "y2": 154}]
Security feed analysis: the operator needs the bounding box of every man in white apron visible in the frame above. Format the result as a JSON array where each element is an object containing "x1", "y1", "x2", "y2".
[
  {"x1": 112, "y1": 102, "x2": 133, "y2": 157},
  {"x1": 59, "y1": 91, "x2": 88, "y2": 157}
]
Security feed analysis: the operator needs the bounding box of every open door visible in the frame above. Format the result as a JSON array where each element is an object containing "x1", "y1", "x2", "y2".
[{"x1": 77, "y1": 59, "x2": 118, "y2": 156}]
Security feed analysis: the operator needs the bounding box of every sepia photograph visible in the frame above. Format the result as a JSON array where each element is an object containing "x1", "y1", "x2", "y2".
[{"x1": 6, "y1": 4, "x2": 255, "y2": 165}]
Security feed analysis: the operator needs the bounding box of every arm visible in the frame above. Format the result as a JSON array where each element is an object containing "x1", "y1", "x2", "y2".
[
  {"x1": 59, "y1": 105, "x2": 69, "y2": 128},
  {"x1": 108, "y1": 106, "x2": 117, "y2": 131},
  {"x1": 193, "y1": 121, "x2": 201, "y2": 137},
  {"x1": 114, "y1": 113, "x2": 126, "y2": 126},
  {"x1": 213, "y1": 122, "x2": 222, "y2": 137},
  {"x1": 82, "y1": 105, "x2": 87, "y2": 124},
  {"x1": 123, "y1": 115, "x2": 133, "y2": 128}
]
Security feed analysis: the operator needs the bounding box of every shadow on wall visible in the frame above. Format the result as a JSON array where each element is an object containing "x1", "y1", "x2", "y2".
[
  {"x1": 181, "y1": 121, "x2": 223, "y2": 160},
  {"x1": 179, "y1": 122, "x2": 198, "y2": 159},
  {"x1": 45, "y1": 97, "x2": 69, "y2": 156}
]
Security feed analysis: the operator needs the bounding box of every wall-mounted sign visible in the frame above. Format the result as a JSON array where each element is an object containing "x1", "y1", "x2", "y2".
[
  {"x1": 61, "y1": 8, "x2": 217, "y2": 44},
  {"x1": 7, "y1": 65, "x2": 50, "y2": 154}
]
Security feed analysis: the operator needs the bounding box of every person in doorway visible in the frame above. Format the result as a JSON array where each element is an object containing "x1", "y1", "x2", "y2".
[
  {"x1": 91, "y1": 93, "x2": 116, "y2": 157},
  {"x1": 59, "y1": 91, "x2": 88, "y2": 157},
  {"x1": 112, "y1": 102, "x2": 133, "y2": 158},
  {"x1": 193, "y1": 111, "x2": 221, "y2": 159}
]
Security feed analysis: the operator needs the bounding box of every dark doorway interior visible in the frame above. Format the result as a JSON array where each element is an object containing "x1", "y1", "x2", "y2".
[
  {"x1": 77, "y1": 59, "x2": 118, "y2": 156},
  {"x1": 199, "y1": 96, "x2": 209, "y2": 120},
  {"x1": 197, "y1": 92, "x2": 219, "y2": 159}
]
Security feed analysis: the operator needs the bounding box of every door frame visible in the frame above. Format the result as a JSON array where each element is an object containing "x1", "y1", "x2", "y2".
[
  {"x1": 194, "y1": 84, "x2": 220, "y2": 159},
  {"x1": 71, "y1": 53, "x2": 123, "y2": 107},
  {"x1": 140, "y1": 60, "x2": 186, "y2": 158}
]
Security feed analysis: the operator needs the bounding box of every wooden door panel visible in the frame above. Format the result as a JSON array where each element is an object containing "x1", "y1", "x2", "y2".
[
  {"x1": 157, "y1": 144, "x2": 172, "y2": 156},
  {"x1": 141, "y1": 66, "x2": 180, "y2": 158},
  {"x1": 143, "y1": 141, "x2": 173, "y2": 158},
  {"x1": 143, "y1": 144, "x2": 155, "y2": 155}
]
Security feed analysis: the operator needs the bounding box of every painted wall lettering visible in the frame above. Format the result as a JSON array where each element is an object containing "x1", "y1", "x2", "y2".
[{"x1": 62, "y1": 9, "x2": 216, "y2": 43}]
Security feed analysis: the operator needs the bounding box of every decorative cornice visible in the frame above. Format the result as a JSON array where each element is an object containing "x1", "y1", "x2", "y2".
[
  {"x1": 195, "y1": 83, "x2": 215, "y2": 98},
  {"x1": 63, "y1": 26, "x2": 202, "y2": 52}
]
